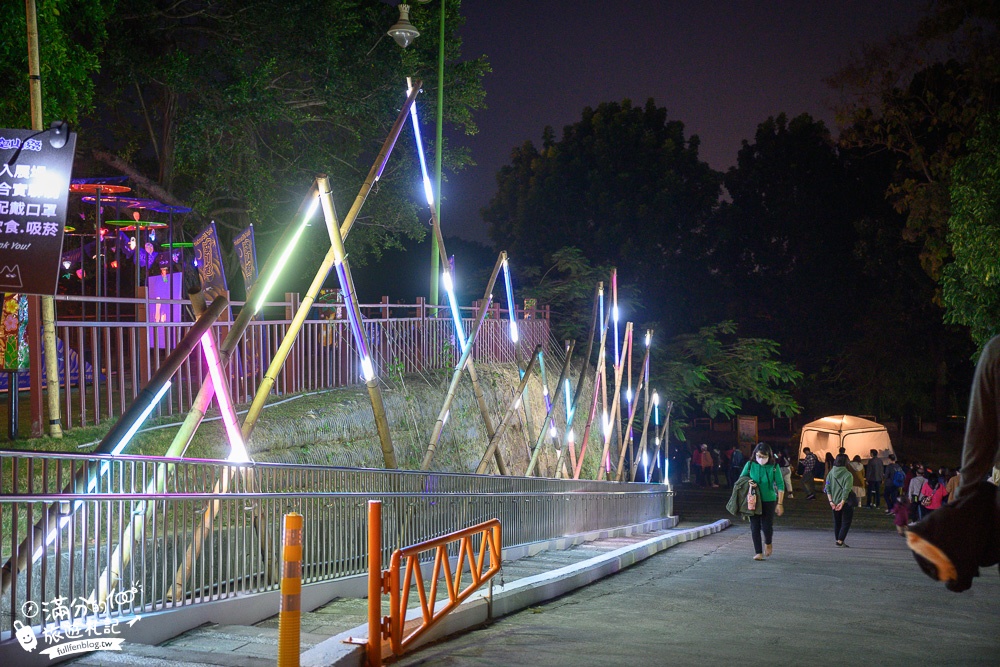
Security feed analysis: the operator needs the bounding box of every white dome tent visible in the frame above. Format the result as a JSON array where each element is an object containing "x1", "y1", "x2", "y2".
[{"x1": 799, "y1": 415, "x2": 895, "y2": 463}]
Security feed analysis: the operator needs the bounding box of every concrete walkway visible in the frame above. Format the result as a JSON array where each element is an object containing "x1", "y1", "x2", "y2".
[
  {"x1": 392, "y1": 522, "x2": 1000, "y2": 667},
  {"x1": 68, "y1": 518, "x2": 727, "y2": 667}
]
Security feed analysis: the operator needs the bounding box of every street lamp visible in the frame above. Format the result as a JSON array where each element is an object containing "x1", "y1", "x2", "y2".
[
  {"x1": 387, "y1": 4, "x2": 420, "y2": 48},
  {"x1": 390, "y1": 0, "x2": 445, "y2": 307}
]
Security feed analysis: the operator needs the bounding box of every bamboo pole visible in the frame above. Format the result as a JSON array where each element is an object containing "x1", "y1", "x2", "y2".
[
  {"x1": 168, "y1": 184, "x2": 320, "y2": 456},
  {"x1": 512, "y1": 327, "x2": 538, "y2": 453},
  {"x1": 631, "y1": 332, "x2": 655, "y2": 482},
  {"x1": 421, "y1": 293, "x2": 495, "y2": 470},
  {"x1": 525, "y1": 341, "x2": 575, "y2": 477},
  {"x1": 475, "y1": 345, "x2": 542, "y2": 474},
  {"x1": 616, "y1": 331, "x2": 648, "y2": 482},
  {"x1": 648, "y1": 401, "x2": 674, "y2": 487},
  {"x1": 164, "y1": 87, "x2": 422, "y2": 595},
  {"x1": 575, "y1": 287, "x2": 610, "y2": 479},
  {"x1": 597, "y1": 323, "x2": 630, "y2": 480},
  {"x1": 317, "y1": 176, "x2": 395, "y2": 468},
  {"x1": 25, "y1": 0, "x2": 61, "y2": 438},
  {"x1": 170, "y1": 82, "x2": 420, "y2": 455},
  {"x1": 559, "y1": 283, "x2": 601, "y2": 475},
  {"x1": 0, "y1": 296, "x2": 229, "y2": 596},
  {"x1": 408, "y1": 92, "x2": 504, "y2": 472},
  {"x1": 468, "y1": 254, "x2": 508, "y2": 474}
]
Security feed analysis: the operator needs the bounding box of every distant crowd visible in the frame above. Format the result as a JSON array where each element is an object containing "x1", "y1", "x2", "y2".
[{"x1": 670, "y1": 441, "x2": 962, "y2": 530}]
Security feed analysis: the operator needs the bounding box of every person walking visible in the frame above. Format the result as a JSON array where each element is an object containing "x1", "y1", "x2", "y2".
[
  {"x1": 883, "y1": 454, "x2": 904, "y2": 511},
  {"x1": 865, "y1": 449, "x2": 885, "y2": 509},
  {"x1": 848, "y1": 455, "x2": 866, "y2": 507},
  {"x1": 775, "y1": 449, "x2": 794, "y2": 499},
  {"x1": 800, "y1": 447, "x2": 819, "y2": 499},
  {"x1": 730, "y1": 445, "x2": 747, "y2": 488},
  {"x1": 945, "y1": 467, "x2": 962, "y2": 502},
  {"x1": 739, "y1": 443, "x2": 785, "y2": 560},
  {"x1": 919, "y1": 473, "x2": 948, "y2": 516},
  {"x1": 690, "y1": 444, "x2": 702, "y2": 486},
  {"x1": 700, "y1": 444, "x2": 716, "y2": 487},
  {"x1": 891, "y1": 495, "x2": 910, "y2": 537},
  {"x1": 825, "y1": 453, "x2": 856, "y2": 546},
  {"x1": 908, "y1": 467, "x2": 928, "y2": 521}
]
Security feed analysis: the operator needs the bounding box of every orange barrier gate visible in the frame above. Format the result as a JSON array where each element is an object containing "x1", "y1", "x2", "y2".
[{"x1": 364, "y1": 500, "x2": 502, "y2": 665}]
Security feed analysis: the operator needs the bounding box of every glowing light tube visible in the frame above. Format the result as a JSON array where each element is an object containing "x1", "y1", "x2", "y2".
[
  {"x1": 441, "y1": 270, "x2": 468, "y2": 351},
  {"x1": 32, "y1": 381, "x2": 172, "y2": 563},
  {"x1": 565, "y1": 378, "x2": 573, "y2": 421},
  {"x1": 201, "y1": 330, "x2": 249, "y2": 462},
  {"x1": 109, "y1": 381, "x2": 172, "y2": 456},
  {"x1": 408, "y1": 83, "x2": 436, "y2": 208},
  {"x1": 408, "y1": 81, "x2": 470, "y2": 356},
  {"x1": 612, "y1": 270, "x2": 620, "y2": 365},
  {"x1": 254, "y1": 196, "x2": 319, "y2": 313},
  {"x1": 502, "y1": 259, "x2": 519, "y2": 344},
  {"x1": 335, "y1": 261, "x2": 376, "y2": 381}
]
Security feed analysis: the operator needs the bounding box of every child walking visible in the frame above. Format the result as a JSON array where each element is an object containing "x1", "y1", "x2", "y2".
[{"x1": 891, "y1": 496, "x2": 910, "y2": 536}]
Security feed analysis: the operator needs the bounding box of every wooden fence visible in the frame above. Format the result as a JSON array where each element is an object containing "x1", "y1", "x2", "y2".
[{"x1": 43, "y1": 294, "x2": 550, "y2": 429}]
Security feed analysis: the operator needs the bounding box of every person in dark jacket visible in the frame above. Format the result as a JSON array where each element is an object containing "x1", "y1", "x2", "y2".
[
  {"x1": 866, "y1": 449, "x2": 885, "y2": 509},
  {"x1": 800, "y1": 447, "x2": 819, "y2": 500},
  {"x1": 905, "y1": 335, "x2": 1000, "y2": 592},
  {"x1": 959, "y1": 335, "x2": 1000, "y2": 494}
]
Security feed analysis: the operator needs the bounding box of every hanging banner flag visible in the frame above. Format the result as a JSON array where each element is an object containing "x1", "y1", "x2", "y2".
[
  {"x1": 232, "y1": 224, "x2": 258, "y2": 293},
  {"x1": 193, "y1": 220, "x2": 228, "y2": 295},
  {"x1": 0, "y1": 126, "x2": 77, "y2": 295}
]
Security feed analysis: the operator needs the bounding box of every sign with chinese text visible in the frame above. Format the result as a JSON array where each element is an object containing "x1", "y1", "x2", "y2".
[
  {"x1": 0, "y1": 127, "x2": 76, "y2": 295},
  {"x1": 233, "y1": 224, "x2": 258, "y2": 293}
]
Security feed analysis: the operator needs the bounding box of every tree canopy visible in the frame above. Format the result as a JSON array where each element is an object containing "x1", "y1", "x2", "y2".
[
  {"x1": 942, "y1": 112, "x2": 1000, "y2": 347},
  {"x1": 1, "y1": 0, "x2": 489, "y2": 287},
  {"x1": 485, "y1": 99, "x2": 721, "y2": 328},
  {"x1": 828, "y1": 0, "x2": 1000, "y2": 281},
  {"x1": 0, "y1": 0, "x2": 116, "y2": 127},
  {"x1": 653, "y1": 321, "x2": 802, "y2": 432}
]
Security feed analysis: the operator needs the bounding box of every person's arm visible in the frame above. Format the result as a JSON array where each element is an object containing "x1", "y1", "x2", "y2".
[{"x1": 961, "y1": 337, "x2": 1000, "y2": 494}]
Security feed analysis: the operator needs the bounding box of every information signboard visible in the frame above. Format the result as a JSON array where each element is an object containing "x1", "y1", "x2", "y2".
[
  {"x1": 0, "y1": 127, "x2": 76, "y2": 295},
  {"x1": 737, "y1": 415, "x2": 758, "y2": 448}
]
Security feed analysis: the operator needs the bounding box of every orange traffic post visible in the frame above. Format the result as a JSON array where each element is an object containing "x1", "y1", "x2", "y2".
[
  {"x1": 278, "y1": 513, "x2": 303, "y2": 667},
  {"x1": 368, "y1": 500, "x2": 384, "y2": 667}
]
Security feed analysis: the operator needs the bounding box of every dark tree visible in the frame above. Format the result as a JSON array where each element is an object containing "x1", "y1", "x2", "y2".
[{"x1": 485, "y1": 99, "x2": 722, "y2": 330}]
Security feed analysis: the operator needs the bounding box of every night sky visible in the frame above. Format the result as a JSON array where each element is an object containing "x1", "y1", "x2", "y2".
[{"x1": 420, "y1": 0, "x2": 927, "y2": 244}]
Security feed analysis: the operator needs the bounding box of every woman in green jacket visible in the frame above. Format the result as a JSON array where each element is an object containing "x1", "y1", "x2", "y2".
[
  {"x1": 739, "y1": 442, "x2": 785, "y2": 560},
  {"x1": 825, "y1": 453, "x2": 856, "y2": 547}
]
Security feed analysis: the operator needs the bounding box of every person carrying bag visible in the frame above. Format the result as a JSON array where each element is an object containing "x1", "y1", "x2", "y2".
[{"x1": 738, "y1": 442, "x2": 785, "y2": 561}]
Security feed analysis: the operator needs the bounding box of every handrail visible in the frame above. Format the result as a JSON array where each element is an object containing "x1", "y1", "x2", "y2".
[{"x1": 385, "y1": 517, "x2": 502, "y2": 659}]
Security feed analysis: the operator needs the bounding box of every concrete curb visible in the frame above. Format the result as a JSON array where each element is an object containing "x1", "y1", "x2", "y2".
[{"x1": 301, "y1": 519, "x2": 730, "y2": 667}]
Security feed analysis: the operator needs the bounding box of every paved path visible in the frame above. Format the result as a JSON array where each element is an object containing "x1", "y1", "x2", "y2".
[{"x1": 395, "y1": 522, "x2": 1000, "y2": 667}]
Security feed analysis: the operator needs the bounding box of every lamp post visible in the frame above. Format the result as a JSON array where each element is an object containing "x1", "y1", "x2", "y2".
[{"x1": 389, "y1": 1, "x2": 445, "y2": 307}]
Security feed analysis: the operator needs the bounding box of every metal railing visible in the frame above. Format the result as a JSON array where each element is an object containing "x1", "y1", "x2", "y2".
[
  {"x1": 0, "y1": 450, "x2": 671, "y2": 647},
  {"x1": 47, "y1": 294, "x2": 550, "y2": 429}
]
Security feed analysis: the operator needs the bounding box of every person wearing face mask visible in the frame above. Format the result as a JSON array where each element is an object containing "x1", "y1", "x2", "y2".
[{"x1": 739, "y1": 442, "x2": 785, "y2": 560}]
